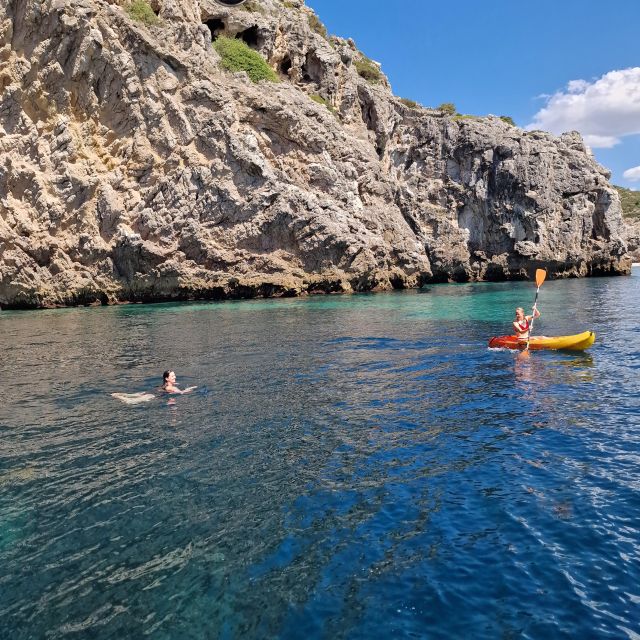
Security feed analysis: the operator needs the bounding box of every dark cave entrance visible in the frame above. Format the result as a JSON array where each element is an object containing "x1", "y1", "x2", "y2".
[
  {"x1": 204, "y1": 18, "x2": 225, "y2": 41},
  {"x1": 279, "y1": 56, "x2": 292, "y2": 76},
  {"x1": 301, "y1": 50, "x2": 323, "y2": 84},
  {"x1": 236, "y1": 26, "x2": 260, "y2": 48}
]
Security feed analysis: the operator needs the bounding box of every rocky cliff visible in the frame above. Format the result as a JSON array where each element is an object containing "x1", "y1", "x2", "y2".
[
  {"x1": 624, "y1": 221, "x2": 640, "y2": 261},
  {"x1": 615, "y1": 186, "x2": 640, "y2": 261},
  {"x1": 0, "y1": 0, "x2": 632, "y2": 309}
]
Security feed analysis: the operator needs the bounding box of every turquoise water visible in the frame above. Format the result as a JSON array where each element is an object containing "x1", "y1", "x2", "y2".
[{"x1": 1, "y1": 271, "x2": 639, "y2": 639}]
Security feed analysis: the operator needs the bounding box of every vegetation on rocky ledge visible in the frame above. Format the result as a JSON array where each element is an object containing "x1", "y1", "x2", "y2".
[
  {"x1": 213, "y1": 37, "x2": 278, "y2": 83},
  {"x1": 307, "y1": 13, "x2": 328, "y2": 39},
  {"x1": 127, "y1": 0, "x2": 159, "y2": 26},
  {"x1": 354, "y1": 55, "x2": 382, "y2": 84},
  {"x1": 310, "y1": 94, "x2": 337, "y2": 115},
  {"x1": 399, "y1": 97, "x2": 421, "y2": 109},
  {"x1": 615, "y1": 185, "x2": 640, "y2": 219},
  {"x1": 240, "y1": 1, "x2": 263, "y2": 13},
  {"x1": 438, "y1": 102, "x2": 457, "y2": 115}
]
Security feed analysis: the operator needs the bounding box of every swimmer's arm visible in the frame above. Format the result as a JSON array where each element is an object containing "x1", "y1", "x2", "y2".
[
  {"x1": 170, "y1": 385, "x2": 197, "y2": 394},
  {"x1": 162, "y1": 384, "x2": 183, "y2": 394}
]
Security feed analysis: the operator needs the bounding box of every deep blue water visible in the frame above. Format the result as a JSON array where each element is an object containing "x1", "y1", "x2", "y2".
[{"x1": 1, "y1": 271, "x2": 639, "y2": 639}]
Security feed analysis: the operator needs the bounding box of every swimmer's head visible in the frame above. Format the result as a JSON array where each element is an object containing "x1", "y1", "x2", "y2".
[{"x1": 163, "y1": 370, "x2": 175, "y2": 385}]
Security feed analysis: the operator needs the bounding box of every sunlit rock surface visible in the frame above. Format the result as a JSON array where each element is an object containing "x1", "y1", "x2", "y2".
[{"x1": 0, "y1": 0, "x2": 631, "y2": 308}]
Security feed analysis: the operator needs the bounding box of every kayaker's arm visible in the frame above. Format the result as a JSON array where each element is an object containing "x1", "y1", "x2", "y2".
[{"x1": 526, "y1": 308, "x2": 541, "y2": 321}]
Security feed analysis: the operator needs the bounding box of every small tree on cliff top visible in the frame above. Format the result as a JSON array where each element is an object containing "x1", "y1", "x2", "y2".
[{"x1": 438, "y1": 102, "x2": 456, "y2": 116}]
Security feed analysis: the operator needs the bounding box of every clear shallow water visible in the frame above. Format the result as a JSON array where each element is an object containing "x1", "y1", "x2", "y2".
[{"x1": 1, "y1": 272, "x2": 639, "y2": 639}]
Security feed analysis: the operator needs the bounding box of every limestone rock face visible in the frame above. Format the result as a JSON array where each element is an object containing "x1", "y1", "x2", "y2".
[
  {"x1": 623, "y1": 218, "x2": 640, "y2": 261},
  {"x1": 0, "y1": 0, "x2": 631, "y2": 308}
]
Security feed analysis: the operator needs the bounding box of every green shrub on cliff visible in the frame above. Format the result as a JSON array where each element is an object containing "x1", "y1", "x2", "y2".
[
  {"x1": 213, "y1": 37, "x2": 278, "y2": 83},
  {"x1": 437, "y1": 102, "x2": 457, "y2": 116},
  {"x1": 615, "y1": 185, "x2": 640, "y2": 219},
  {"x1": 127, "y1": 0, "x2": 159, "y2": 26},
  {"x1": 499, "y1": 115, "x2": 516, "y2": 126},
  {"x1": 308, "y1": 14, "x2": 328, "y2": 39},
  {"x1": 354, "y1": 55, "x2": 382, "y2": 84},
  {"x1": 400, "y1": 98, "x2": 421, "y2": 109},
  {"x1": 452, "y1": 113, "x2": 481, "y2": 121},
  {"x1": 241, "y1": 1, "x2": 262, "y2": 13},
  {"x1": 310, "y1": 94, "x2": 337, "y2": 115}
]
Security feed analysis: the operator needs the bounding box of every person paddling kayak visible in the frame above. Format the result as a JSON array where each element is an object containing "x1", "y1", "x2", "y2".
[
  {"x1": 513, "y1": 306, "x2": 540, "y2": 340},
  {"x1": 490, "y1": 270, "x2": 594, "y2": 352}
]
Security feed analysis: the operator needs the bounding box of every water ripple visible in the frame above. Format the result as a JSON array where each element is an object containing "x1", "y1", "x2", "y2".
[{"x1": 1, "y1": 275, "x2": 639, "y2": 638}]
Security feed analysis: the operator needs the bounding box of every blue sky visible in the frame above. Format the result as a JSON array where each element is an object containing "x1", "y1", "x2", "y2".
[{"x1": 307, "y1": 0, "x2": 640, "y2": 188}]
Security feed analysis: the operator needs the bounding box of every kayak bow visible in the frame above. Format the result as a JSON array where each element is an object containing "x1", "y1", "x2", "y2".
[{"x1": 489, "y1": 331, "x2": 595, "y2": 351}]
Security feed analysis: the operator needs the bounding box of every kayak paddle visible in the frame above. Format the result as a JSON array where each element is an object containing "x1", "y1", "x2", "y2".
[{"x1": 524, "y1": 268, "x2": 547, "y2": 352}]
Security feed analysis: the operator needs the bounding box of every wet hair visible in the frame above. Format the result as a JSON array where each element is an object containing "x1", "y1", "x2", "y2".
[{"x1": 163, "y1": 370, "x2": 171, "y2": 383}]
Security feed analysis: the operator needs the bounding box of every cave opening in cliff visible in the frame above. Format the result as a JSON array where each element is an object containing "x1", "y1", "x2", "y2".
[
  {"x1": 280, "y1": 56, "x2": 292, "y2": 76},
  {"x1": 301, "y1": 50, "x2": 323, "y2": 84},
  {"x1": 236, "y1": 26, "x2": 260, "y2": 49},
  {"x1": 359, "y1": 96, "x2": 376, "y2": 134},
  {"x1": 204, "y1": 18, "x2": 226, "y2": 41}
]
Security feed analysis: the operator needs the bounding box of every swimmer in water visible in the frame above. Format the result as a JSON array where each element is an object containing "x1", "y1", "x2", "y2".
[
  {"x1": 112, "y1": 371, "x2": 197, "y2": 403},
  {"x1": 161, "y1": 370, "x2": 197, "y2": 395}
]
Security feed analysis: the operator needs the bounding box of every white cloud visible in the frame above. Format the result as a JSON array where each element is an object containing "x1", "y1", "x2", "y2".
[
  {"x1": 583, "y1": 134, "x2": 619, "y2": 148},
  {"x1": 527, "y1": 67, "x2": 640, "y2": 148},
  {"x1": 567, "y1": 79, "x2": 590, "y2": 94},
  {"x1": 623, "y1": 166, "x2": 640, "y2": 182}
]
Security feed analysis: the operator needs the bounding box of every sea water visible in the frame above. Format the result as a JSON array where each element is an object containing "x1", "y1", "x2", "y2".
[{"x1": 1, "y1": 271, "x2": 639, "y2": 639}]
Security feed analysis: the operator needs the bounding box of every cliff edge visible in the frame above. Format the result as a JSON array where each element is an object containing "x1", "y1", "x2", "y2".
[{"x1": 0, "y1": 0, "x2": 631, "y2": 308}]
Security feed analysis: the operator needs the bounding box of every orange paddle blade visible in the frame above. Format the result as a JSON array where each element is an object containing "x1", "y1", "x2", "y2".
[{"x1": 535, "y1": 268, "x2": 547, "y2": 288}]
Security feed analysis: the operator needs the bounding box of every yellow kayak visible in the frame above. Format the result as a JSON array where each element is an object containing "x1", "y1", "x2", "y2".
[{"x1": 489, "y1": 331, "x2": 596, "y2": 351}]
